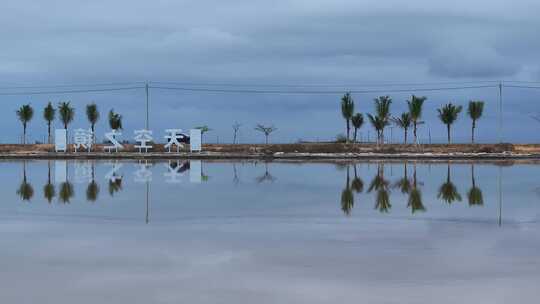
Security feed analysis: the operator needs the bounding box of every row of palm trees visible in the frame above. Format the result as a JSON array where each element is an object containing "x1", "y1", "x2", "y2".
[
  {"x1": 340, "y1": 94, "x2": 485, "y2": 144},
  {"x1": 16, "y1": 102, "x2": 123, "y2": 144}
]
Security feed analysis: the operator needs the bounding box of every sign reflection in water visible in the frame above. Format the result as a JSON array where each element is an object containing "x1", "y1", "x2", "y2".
[{"x1": 12, "y1": 160, "x2": 524, "y2": 225}]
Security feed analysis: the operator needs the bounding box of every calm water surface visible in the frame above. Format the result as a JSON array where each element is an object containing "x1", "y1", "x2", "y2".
[{"x1": 1, "y1": 160, "x2": 539, "y2": 303}]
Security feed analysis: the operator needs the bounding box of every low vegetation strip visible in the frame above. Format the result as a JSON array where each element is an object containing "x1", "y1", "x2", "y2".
[{"x1": 0, "y1": 143, "x2": 539, "y2": 160}]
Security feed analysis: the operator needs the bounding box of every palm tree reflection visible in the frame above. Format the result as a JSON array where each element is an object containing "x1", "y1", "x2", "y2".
[
  {"x1": 86, "y1": 162, "x2": 99, "y2": 202},
  {"x1": 438, "y1": 162, "x2": 462, "y2": 204},
  {"x1": 43, "y1": 160, "x2": 55, "y2": 203},
  {"x1": 407, "y1": 163, "x2": 425, "y2": 213},
  {"x1": 17, "y1": 161, "x2": 34, "y2": 201},
  {"x1": 108, "y1": 178, "x2": 123, "y2": 196},
  {"x1": 59, "y1": 181, "x2": 74, "y2": 204},
  {"x1": 340, "y1": 165, "x2": 354, "y2": 216},
  {"x1": 255, "y1": 162, "x2": 276, "y2": 183},
  {"x1": 368, "y1": 163, "x2": 391, "y2": 213},
  {"x1": 351, "y1": 164, "x2": 364, "y2": 194},
  {"x1": 467, "y1": 164, "x2": 484, "y2": 206},
  {"x1": 393, "y1": 162, "x2": 411, "y2": 194}
]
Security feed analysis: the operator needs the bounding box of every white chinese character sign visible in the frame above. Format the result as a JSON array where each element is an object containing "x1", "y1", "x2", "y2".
[
  {"x1": 134, "y1": 129, "x2": 153, "y2": 153},
  {"x1": 73, "y1": 128, "x2": 93, "y2": 152},
  {"x1": 190, "y1": 129, "x2": 202, "y2": 152},
  {"x1": 55, "y1": 129, "x2": 67, "y2": 152},
  {"x1": 104, "y1": 130, "x2": 123, "y2": 152},
  {"x1": 164, "y1": 129, "x2": 184, "y2": 153}
]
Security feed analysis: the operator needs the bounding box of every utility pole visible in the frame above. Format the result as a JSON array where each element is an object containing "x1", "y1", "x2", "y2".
[
  {"x1": 498, "y1": 82, "x2": 503, "y2": 144},
  {"x1": 145, "y1": 82, "x2": 150, "y2": 130}
]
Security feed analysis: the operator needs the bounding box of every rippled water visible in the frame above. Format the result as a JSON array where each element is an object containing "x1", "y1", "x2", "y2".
[{"x1": 1, "y1": 160, "x2": 539, "y2": 303}]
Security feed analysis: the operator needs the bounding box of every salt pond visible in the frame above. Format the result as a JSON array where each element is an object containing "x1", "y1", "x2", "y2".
[{"x1": 1, "y1": 160, "x2": 539, "y2": 303}]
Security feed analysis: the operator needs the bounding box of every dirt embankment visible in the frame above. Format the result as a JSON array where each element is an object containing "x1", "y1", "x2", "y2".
[{"x1": 0, "y1": 142, "x2": 538, "y2": 155}]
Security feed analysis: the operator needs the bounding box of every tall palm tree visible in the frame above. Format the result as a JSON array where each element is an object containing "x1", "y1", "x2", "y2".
[
  {"x1": 86, "y1": 103, "x2": 99, "y2": 135},
  {"x1": 351, "y1": 113, "x2": 364, "y2": 143},
  {"x1": 467, "y1": 100, "x2": 484, "y2": 143},
  {"x1": 58, "y1": 101, "x2": 75, "y2": 145},
  {"x1": 392, "y1": 112, "x2": 412, "y2": 144},
  {"x1": 254, "y1": 124, "x2": 277, "y2": 144},
  {"x1": 43, "y1": 102, "x2": 55, "y2": 144},
  {"x1": 340, "y1": 92, "x2": 355, "y2": 143},
  {"x1": 407, "y1": 95, "x2": 427, "y2": 144},
  {"x1": 437, "y1": 103, "x2": 463, "y2": 144},
  {"x1": 108, "y1": 109, "x2": 123, "y2": 130},
  {"x1": 367, "y1": 96, "x2": 392, "y2": 145},
  {"x1": 16, "y1": 104, "x2": 34, "y2": 144}
]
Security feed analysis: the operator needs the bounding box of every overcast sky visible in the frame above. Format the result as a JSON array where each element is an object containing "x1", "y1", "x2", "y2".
[{"x1": 1, "y1": 0, "x2": 540, "y2": 144}]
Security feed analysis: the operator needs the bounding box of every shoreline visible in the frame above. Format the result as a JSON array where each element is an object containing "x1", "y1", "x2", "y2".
[{"x1": 1, "y1": 143, "x2": 540, "y2": 161}]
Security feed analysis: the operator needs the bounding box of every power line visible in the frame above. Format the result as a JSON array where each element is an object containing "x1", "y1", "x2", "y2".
[
  {"x1": 503, "y1": 85, "x2": 540, "y2": 89},
  {"x1": 0, "y1": 86, "x2": 144, "y2": 96},
  {"x1": 150, "y1": 80, "x2": 501, "y2": 88},
  {"x1": 149, "y1": 84, "x2": 498, "y2": 95},
  {"x1": 0, "y1": 81, "x2": 145, "y2": 90}
]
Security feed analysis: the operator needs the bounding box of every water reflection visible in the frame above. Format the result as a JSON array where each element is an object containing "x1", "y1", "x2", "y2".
[
  {"x1": 16, "y1": 161, "x2": 34, "y2": 202},
  {"x1": 437, "y1": 162, "x2": 462, "y2": 204},
  {"x1": 407, "y1": 164, "x2": 426, "y2": 213},
  {"x1": 86, "y1": 163, "x2": 99, "y2": 202},
  {"x1": 9, "y1": 160, "x2": 517, "y2": 221},
  {"x1": 43, "y1": 161, "x2": 55, "y2": 203},
  {"x1": 368, "y1": 164, "x2": 391, "y2": 213},
  {"x1": 255, "y1": 162, "x2": 276, "y2": 184},
  {"x1": 468, "y1": 164, "x2": 483, "y2": 206},
  {"x1": 59, "y1": 181, "x2": 74, "y2": 204}
]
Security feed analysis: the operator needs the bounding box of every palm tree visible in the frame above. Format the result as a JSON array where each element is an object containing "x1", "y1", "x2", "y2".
[
  {"x1": 367, "y1": 114, "x2": 386, "y2": 145},
  {"x1": 467, "y1": 100, "x2": 484, "y2": 143},
  {"x1": 351, "y1": 113, "x2": 364, "y2": 143},
  {"x1": 58, "y1": 101, "x2": 75, "y2": 144},
  {"x1": 367, "y1": 96, "x2": 392, "y2": 145},
  {"x1": 16, "y1": 161, "x2": 34, "y2": 201},
  {"x1": 43, "y1": 160, "x2": 55, "y2": 203},
  {"x1": 195, "y1": 125, "x2": 211, "y2": 143},
  {"x1": 392, "y1": 112, "x2": 412, "y2": 144},
  {"x1": 254, "y1": 124, "x2": 277, "y2": 144},
  {"x1": 16, "y1": 104, "x2": 34, "y2": 144},
  {"x1": 232, "y1": 122, "x2": 241, "y2": 144},
  {"x1": 467, "y1": 164, "x2": 484, "y2": 206},
  {"x1": 407, "y1": 95, "x2": 427, "y2": 144},
  {"x1": 340, "y1": 92, "x2": 355, "y2": 143},
  {"x1": 437, "y1": 103, "x2": 463, "y2": 144},
  {"x1": 86, "y1": 103, "x2": 100, "y2": 135},
  {"x1": 108, "y1": 109, "x2": 123, "y2": 130},
  {"x1": 43, "y1": 102, "x2": 55, "y2": 144},
  {"x1": 437, "y1": 163, "x2": 462, "y2": 204},
  {"x1": 108, "y1": 178, "x2": 123, "y2": 196}
]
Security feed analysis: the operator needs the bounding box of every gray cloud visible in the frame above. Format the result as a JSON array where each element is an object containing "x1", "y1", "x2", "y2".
[{"x1": 0, "y1": 0, "x2": 540, "y2": 143}]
